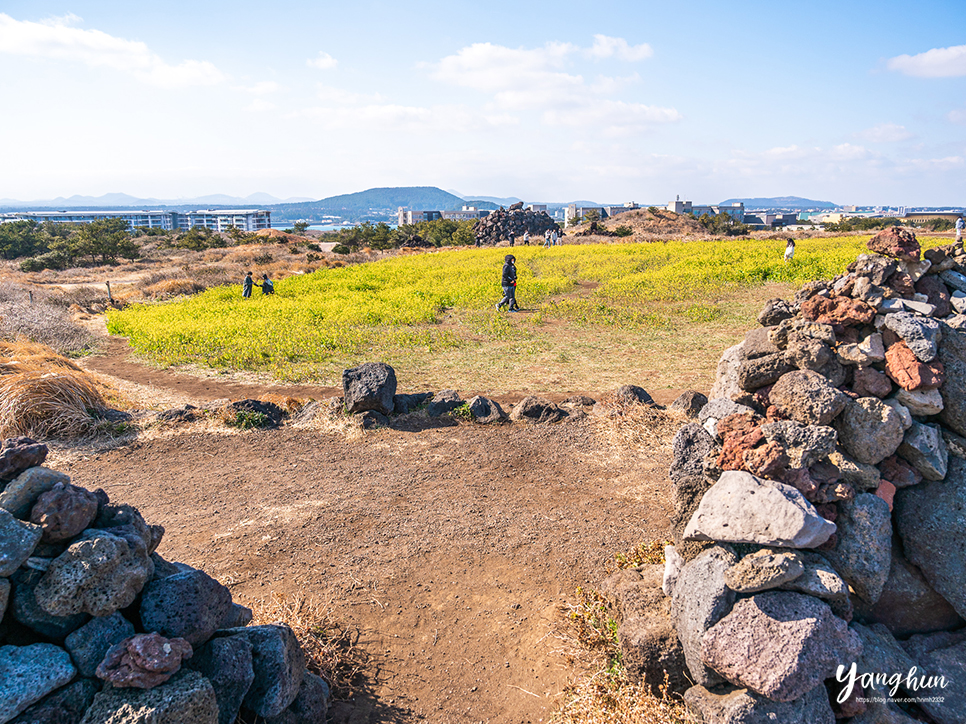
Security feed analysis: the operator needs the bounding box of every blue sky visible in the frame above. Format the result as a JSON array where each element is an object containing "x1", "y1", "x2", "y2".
[{"x1": 0, "y1": 1, "x2": 963, "y2": 205}]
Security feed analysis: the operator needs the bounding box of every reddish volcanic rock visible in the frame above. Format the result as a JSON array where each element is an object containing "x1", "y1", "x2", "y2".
[
  {"x1": 867, "y1": 226, "x2": 921, "y2": 262},
  {"x1": 744, "y1": 441, "x2": 789, "y2": 479},
  {"x1": 875, "y1": 480, "x2": 897, "y2": 511},
  {"x1": 885, "y1": 341, "x2": 945, "y2": 391},
  {"x1": 30, "y1": 482, "x2": 99, "y2": 542},
  {"x1": 852, "y1": 367, "x2": 893, "y2": 398},
  {"x1": 765, "y1": 405, "x2": 790, "y2": 423},
  {"x1": 887, "y1": 271, "x2": 916, "y2": 299},
  {"x1": 96, "y1": 633, "x2": 193, "y2": 689},
  {"x1": 879, "y1": 455, "x2": 923, "y2": 488},
  {"x1": 800, "y1": 296, "x2": 875, "y2": 327},
  {"x1": 814, "y1": 503, "x2": 838, "y2": 522},
  {"x1": 716, "y1": 412, "x2": 764, "y2": 440},
  {"x1": 916, "y1": 275, "x2": 952, "y2": 318}
]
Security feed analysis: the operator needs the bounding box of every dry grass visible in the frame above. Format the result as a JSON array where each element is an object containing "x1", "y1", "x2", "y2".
[
  {"x1": 142, "y1": 278, "x2": 207, "y2": 299},
  {"x1": 551, "y1": 675, "x2": 692, "y2": 724},
  {"x1": 246, "y1": 590, "x2": 369, "y2": 700},
  {"x1": 258, "y1": 394, "x2": 310, "y2": 414}
]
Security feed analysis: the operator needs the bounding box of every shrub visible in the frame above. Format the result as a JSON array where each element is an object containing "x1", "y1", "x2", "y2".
[
  {"x1": 306, "y1": 242, "x2": 322, "y2": 252},
  {"x1": 225, "y1": 410, "x2": 270, "y2": 429},
  {"x1": 613, "y1": 225, "x2": 633, "y2": 238},
  {"x1": 332, "y1": 244, "x2": 351, "y2": 255},
  {"x1": 0, "y1": 290, "x2": 95, "y2": 356}
]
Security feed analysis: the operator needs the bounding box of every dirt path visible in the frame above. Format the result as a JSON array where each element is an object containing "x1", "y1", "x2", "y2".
[{"x1": 60, "y1": 418, "x2": 672, "y2": 723}]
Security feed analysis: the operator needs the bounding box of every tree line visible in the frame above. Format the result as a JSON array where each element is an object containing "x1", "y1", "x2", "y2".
[{"x1": 326, "y1": 219, "x2": 476, "y2": 254}]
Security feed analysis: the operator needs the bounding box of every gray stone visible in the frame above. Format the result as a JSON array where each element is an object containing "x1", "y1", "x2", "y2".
[
  {"x1": 213, "y1": 624, "x2": 304, "y2": 718},
  {"x1": 943, "y1": 427, "x2": 966, "y2": 459},
  {"x1": 672, "y1": 475, "x2": 713, "y2": 544},
  {"x1": 0, "y1": 644, "x2": 77, "y2": 723},
  {"x1": 834, "y1": 397, "x2": 905, "y2": 465},
  {"x1": 882, "y1": 397, "x2": 913, "y2": 430},
  {"x1": 898, "y1": 258, "x2": 931, "y2": 281},
  {"x1": 187, "y1": 636, "x2": 255, "y2": 724},
  {"x1": 10, "y1": 568, "x2": 89, "y2": 640},
  {"x1": 898, "y1": 421, "x2": 948, "y2": 482},
  {"x1": 683, "y1": 470, "x2": 836, "y2": 548},
  {"x1": 341, "y1": 362, "x2": 397, "y2": 415},
  {"x1": 760, "y1": 421, "x2": 837, "y2": 468},
  {"x1": 424, "y1": 389, "x2": 463, "y2": 417},
  {"x1": 849, "y1": 698, "x2": 920, "y2": 724},
  {"x1": 770, "y1": 318, "x2": 836, "y2": 349},
  {"x1": 737, "y1": 353, "x2": 792, "y2": 391},
  {"x1": 465, "y1": 395, "x2": 506, "y2": 424},
  {"x1": 893, "y1": 387, "x2": 943, "y2": 416},
  {"x1": 952, "y1": 290, "x2": 966, "y2": 315},
  {"x1": 599, "y1": 566, "x2": 665, "y2": 622},
  {"x1": 0, "y1": 438, "x2": 48, "y2": 484},
  {"x1": 65, "y1": 612, "x2": 136, "y2": 678},
  {"x1": 941, "y1": 269, "x2": 966, "y2": 292},
  {"x1": 390, "y1": 392, "x2": 430, "y2": 415},
  {"x1": 838, "y1": 333, "x2": 885, "y2": 367},
  {"x1": 827, "y1": 449, "x2": 881, "y2": 491},
  {"x1": 724, "y1": 548, "x2": 805, "y2": 593},
  {"x1": 262, "y1": 673, "x2": 330, "y2": 724},
  {"x1": 948, "y1": 313, "x2": 966, "y2": 330},
  {"x1": 668, "y1": 390, "x2": 707, "y2": 418},
  {"x1": 938, "y1": 323, "x2": 966, "y2": 438},
  {"x1": 80, "y1": 669, "x2": 218, "y2": 724},
  {"x1": 854, "y1": 254, "x2": 898, "y2": 285},
  {"x1": 34, "y1": 528, "x2": 154, "y2": 618},
  {"x1": 785, "y1": 338, "x2": 833, "y2": 372},
  {"x1": 770, "y1": 371, "x2": 848, "y2": 426},
  {"x1": 0, "y1": 468, "x2": 70, "y2": 521},
  {"x1": 615, "y1": 385, "x2": 658, "y2": 407},
  {"x1": 757, "y1": 298, "x2": 796, "y2": 327},
  {"x1": 884, "y1": 312, "x2": 941, "y2": 362},
  {"x1": 670, "y1": 546, "x2": 737, "y2": 687},
  {"x1": 701, "y1": 592, "x2": 863, "y2": 702},
  {"x1": 852, "y1": 276, "x2": 886, "y2": 308},
  {"x1": 743, "y1": 327, "x2": 780, "y2": 359},
  {"x1": 9, "y1": 678, "x2": 98, "y2": 724},
  {"x1": 662, "y1": 545, "x2": 684, "y2": 596},
  {"x1": 709, "y1": 344, "x2": 744, "y2": 401},
  {"x1": 683, "y1": 683, "x2": 834, "y2": 724},
  {"x1": 508, "y1": 396, "x2": 568, "y2": 424},
  {"x1": 895, "y1": 456, "x2": 966, "y2": 619},
  {"x1": 669, "y1": 424, "x2": 718, "y2": 484},
  {"x1": 140, "y1": 569, "x2": 233, "y2": 647},
  {"x1": 0, "y1": 507, "x2": 42, "y2": 577},
  {"x1": 898, "y1": 630, "x2": 966, "y2": 724},
  {"x1": 823, "y1": 493, "x2": 892, "y2": 605},
  {"x1": 218, "y1": 603, "x2": 253, "y2": 630},
  {"x1": 780, "y1": 551, "x2": 851, "y2": 616},
  {"x1": 0, "y1": 577, "x2": 8, "y2": 621}
]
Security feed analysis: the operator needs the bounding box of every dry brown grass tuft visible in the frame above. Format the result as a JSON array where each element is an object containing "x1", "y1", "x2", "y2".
[
  {"x1": 142, "y1": 278, "x2": 207, "y2": 298},
  {"x1": 0, "y1": 338, "x2": 85, "y2": 374},
  {"x1": 593, "y1": 399, "x2": 684, "y2": 459},
  {"x1": 258, "y1": 394, "x2": 311, "y2": 414},
  {"x1": 551, "y1": 675, "x2": 692, "y2": 724},
  {"x1": 0, "y1": 369, "x2": 107, "y2": 439},
  {"x1": 247, "y1": 590, "x2": 368, "y2": 700}
]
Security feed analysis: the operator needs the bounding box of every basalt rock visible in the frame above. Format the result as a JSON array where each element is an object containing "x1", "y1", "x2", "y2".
[
  {"x1": 867, "y1": 226, "x2": 920, "y2": 262},
  {"x1": 0, "y1": 438, "x2": 48, "y2": 483}
]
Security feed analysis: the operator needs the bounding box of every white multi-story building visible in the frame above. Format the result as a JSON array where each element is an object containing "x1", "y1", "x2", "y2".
[
  {"x1": 666, "y1": 198, "x2": 745, "y2": 221},
  {"x1": 0, "y1": 208, "x2": 272, "y2": 232}
]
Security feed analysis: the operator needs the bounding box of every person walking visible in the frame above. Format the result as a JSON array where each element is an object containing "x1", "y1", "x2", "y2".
[
  {"x1": 551, "y1": 229, "x2": 559, "y2": 246},
  {"x1": 495, "y1": 254, "x2": 519, "y2": 312},
  {"x1": 242, "y1": 271, "x2": 254, "y2": 298},
  {"x1": 544, "y1": 229, "x2": 551, "y2": 247},
  {"x1": 784, "y1": 239, "x2": 795, "y2": 262},
  {"x1": 956, "y1": 215, "x2": 964, "y2": 244},
  {"x1": 523, "y1": 230, "x2": 530, "y2": 245}
]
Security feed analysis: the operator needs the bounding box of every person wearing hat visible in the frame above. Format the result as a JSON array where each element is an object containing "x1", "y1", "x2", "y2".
[{"x1": 496, "y1": 254, "x2": 519, "y2": 311}]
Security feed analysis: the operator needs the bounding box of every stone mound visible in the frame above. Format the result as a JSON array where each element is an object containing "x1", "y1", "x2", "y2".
[
  {"x1": 0, "y1": 437, "x2": 328, "y2": 724},
  {"x1": 474, "y1": 206, "x2": 560, "y2": 246},
  {"x1": 612, "y1": 231, "x2": 966, "y2": 723}
]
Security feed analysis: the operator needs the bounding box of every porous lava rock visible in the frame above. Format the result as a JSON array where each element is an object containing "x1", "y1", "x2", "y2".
[
  {"x1": 0, "y1": 437, "x2": 47, "y2": 483},
  {"x1": 342, "y1": 361, "x2": 397, "y2": 415},
  {"x1": 867, "y1": 226, "x2": 921, "y2": 262},
  {"x1": 29, "y1": 483, "x2": 98, "y2": 543},
  {"x1": 769, "y1": 371, "x2": 847, "y2": 426},
  {"x1": 96, "y1": 632, "x2": 193, "y2": 689}
]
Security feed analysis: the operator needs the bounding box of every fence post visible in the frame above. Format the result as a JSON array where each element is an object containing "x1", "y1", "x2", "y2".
[{"x1": 106, "y1": 281, "x2": 113, "y2": 302}]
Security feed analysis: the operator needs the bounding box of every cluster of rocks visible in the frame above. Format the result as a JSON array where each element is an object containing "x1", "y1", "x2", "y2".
[
  {"x1": 603, "y1": 228, "x2": 966, "y2": 723},
  {"x1": 330, "y1": 362, "x2": 662, "y2": 430},
  {"x1": 0, "y1": 437, "x2": 327, "y2": 724},
  {"x1": 473, "y1": 202, "x2": 560, "y2": 246}
]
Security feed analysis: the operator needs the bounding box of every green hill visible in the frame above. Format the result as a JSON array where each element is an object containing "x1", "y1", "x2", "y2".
[{"x1": 273, "y1": 186, "x2": 499, "y2": 222}]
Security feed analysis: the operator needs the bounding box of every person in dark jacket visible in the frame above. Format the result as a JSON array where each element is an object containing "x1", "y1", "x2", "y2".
[
  {"x1": 496, "y1": 254, "x2": 519, "y2": 311},
  {"x1": 242, "y1": 271, "x2": 254, "y2": 298},
  {"x1": 256, "y1": 273, "x2": 274, "y2": 295}
]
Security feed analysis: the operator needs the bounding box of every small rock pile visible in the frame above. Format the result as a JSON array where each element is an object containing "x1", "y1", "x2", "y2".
[
  {"x1": 474, "y1": 203, "x2": 560, "y2": 246},
  {"x1": 0, "y1": 437, "x2": 327, "y2": 724},
  {"x1": 603, "y1": 228, "x2": 966, "y2": 723}
]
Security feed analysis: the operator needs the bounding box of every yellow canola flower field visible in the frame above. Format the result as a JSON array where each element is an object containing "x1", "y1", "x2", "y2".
[{"x1": 105, "y1": 236, "x2": 898, "y2": 382}]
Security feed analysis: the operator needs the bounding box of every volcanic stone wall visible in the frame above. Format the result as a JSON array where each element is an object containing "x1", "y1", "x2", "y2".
[{"x1": 474, "y1": 203, "x2": 560, "y2": 246}]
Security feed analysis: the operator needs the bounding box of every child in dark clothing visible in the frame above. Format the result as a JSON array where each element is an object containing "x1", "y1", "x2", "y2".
[{"x1": 495, "y1": 254, "x2": 519, "y2": 311}]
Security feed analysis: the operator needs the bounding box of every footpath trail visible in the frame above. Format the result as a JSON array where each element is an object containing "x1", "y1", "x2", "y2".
[{"x1": 65, "y1": 334, "x2": 677, "y2": 723}]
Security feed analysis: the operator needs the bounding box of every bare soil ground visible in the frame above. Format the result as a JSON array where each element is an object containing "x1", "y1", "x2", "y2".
[{"x1": 51, "y1": 332, "x2": 682, "y2": 724}]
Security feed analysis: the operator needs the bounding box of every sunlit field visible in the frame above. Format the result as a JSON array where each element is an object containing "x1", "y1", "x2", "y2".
[{"x1": 105, "y1": 235, "x2": 908, "y2": 393}]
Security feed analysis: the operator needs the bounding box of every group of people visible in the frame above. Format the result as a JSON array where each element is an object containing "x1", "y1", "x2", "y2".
[
  {"x1": 509, "y1": 228, "x2": 561, "y2": 247},
  {"x1": 242, "y1": 271, "x2": 274, "y2": 298}
]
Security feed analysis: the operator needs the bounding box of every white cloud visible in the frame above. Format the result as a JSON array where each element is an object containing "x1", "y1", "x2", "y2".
[
  {"x1": 949, "y1": 109, "x2": 966, "y2": 125},
  {"x1": 887, "y1": 44, "x2": 966, "y2": 78},
  {"x1": 307, "y1": 51, "x2": 338, "y2": 70},
  {"x1": 428, "y1": 39, "x2": 677, "y2": 132},
  {"x1": 315, "y1": 84, "x2": 383, "y2": 105},
  {"x1": 858, "y1": 122, "x2": 913, "y2": 143},
  {"x1": 246, "y1": 98, "x2": 277, "y2": 112},
  {"x1": 588, "y1": 35, "x2": 653, "y2": 62},
  {"x1": 0, "y1": 13, "x2": 226, "y2": 88},
  {"x1": 244, "y1": 81, "x2": 280, "y2": 95}
]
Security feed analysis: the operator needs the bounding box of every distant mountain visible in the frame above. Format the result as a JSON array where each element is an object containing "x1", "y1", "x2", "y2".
[
  {"x1": 721, "y1": 196, "x2": 837, "y2": 210},
  {"x1": 450, "y1": 192, "x2": 524, "y2": 206},
  {"x1": 0, "y1": 192, "x2": 313, "y2": 209},
  {"x1": 273, "y1": 186, "x2": 500, "y2": 222}
]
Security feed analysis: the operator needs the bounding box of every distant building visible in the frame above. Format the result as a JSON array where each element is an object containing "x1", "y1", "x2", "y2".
[
  {"x1": 666, "y1": 198, "x2": 744, "y2": 222},
  {"x1": 903, "y1": 211, "x2": 963, "y2": 224},
  {"x1": 397, "y1": 208, "x2": 443, "y2": 225},
  {"x1": 742, "y1": 212, "x2": 799, "y2": 229},
  {"x1": 565, "y1": 202, "x2": 640, "y2": 226},
  {"x1": 0, "y1": 209, "x2": 271, "y2": 232},
  {"x1": 441, "y1": 206, "x2": 489, "y2": 222},
  {"x1": 526, "y1": 204, "x2": 548, "y2": 213}
]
